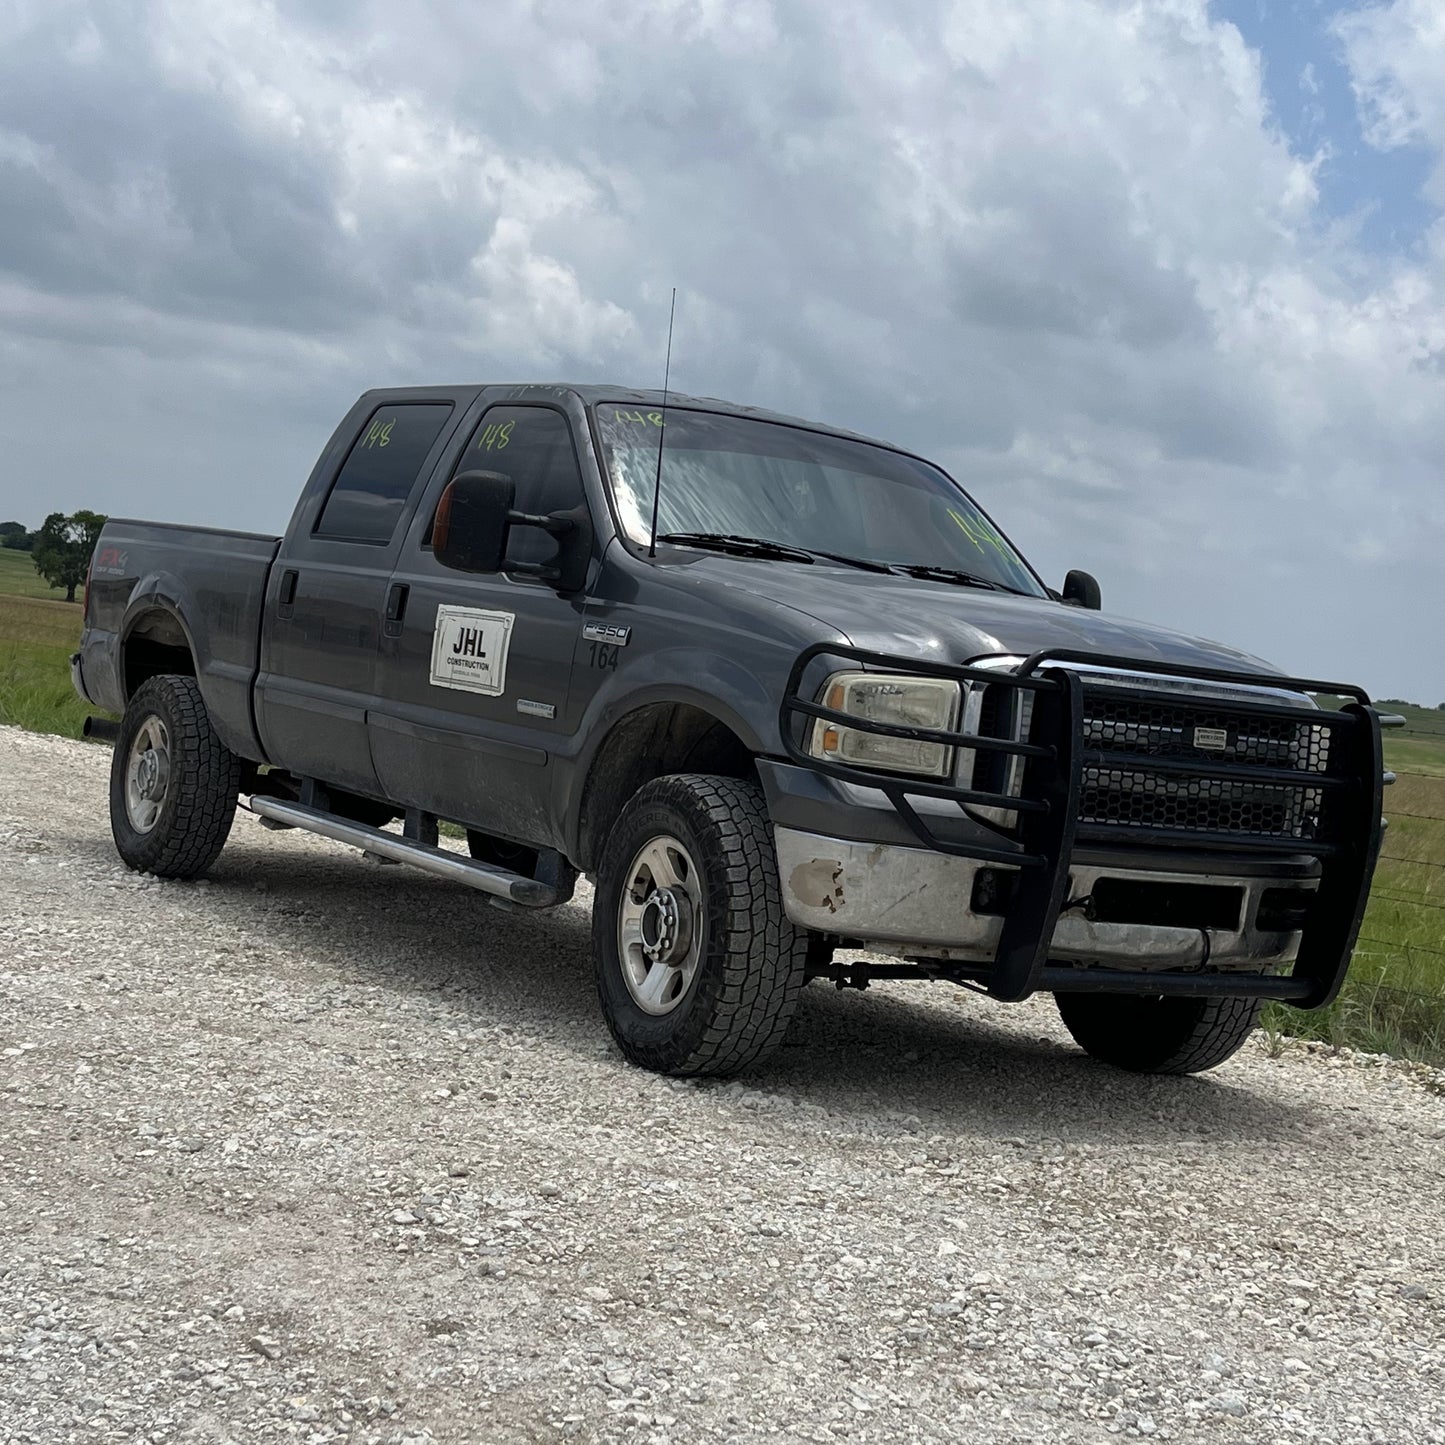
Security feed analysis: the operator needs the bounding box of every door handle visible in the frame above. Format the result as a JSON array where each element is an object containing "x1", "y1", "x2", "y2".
[
  {"x1": 383, "y1": 582, "x2": 409, "y2": 638},
  {"x1": 277, "y1": 568, "x2": 298, "y2": 619}
]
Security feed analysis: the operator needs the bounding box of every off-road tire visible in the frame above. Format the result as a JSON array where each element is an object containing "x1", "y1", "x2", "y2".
[
  {"x1": 593, "y1": 774, "x2": 808, "y2": 1077},
  {"x1": 110, "y1": 675, "x2": 241, "y2": 879},
  {"x1": 1054, "y1": 991, "x2": 1263, "y2": 1075}
]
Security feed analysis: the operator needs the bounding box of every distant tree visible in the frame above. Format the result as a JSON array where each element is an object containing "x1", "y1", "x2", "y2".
[
  {"x1": 0, "y1": 520, "x2": 32, "y2": 550},
  {"x1": 31, "y1": 510, "x2": 107, "y2": 602}
]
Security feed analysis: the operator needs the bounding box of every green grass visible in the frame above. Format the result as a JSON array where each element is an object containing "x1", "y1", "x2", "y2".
[
  {"x1": 0, "y1": 545, "x2": 79, "y2": 601},
  {"x1": 1, "y1": 551, "x2": 1442, "y2": 1061},
  {"x1": 0, "y1": 584, "x2": 94, "y2": 739},
  {"x1": 1383, "y1": 738, "x2": 1445, "y2": 780},
  {"x1": 1263, "y1": 764, "x2": 1445, "y2": 1064},
  {"x1": 1380, "y1": 700, "x2": 1445, "y2": 780}
]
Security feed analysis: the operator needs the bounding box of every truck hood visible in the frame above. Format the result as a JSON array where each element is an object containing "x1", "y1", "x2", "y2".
[{"x1": 694, "y1": 557, "x2": 1281, "y2": 677}]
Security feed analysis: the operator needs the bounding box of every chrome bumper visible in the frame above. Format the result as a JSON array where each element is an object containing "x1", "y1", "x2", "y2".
[{"x1": 774, "y1": 827, "x2": 1315, "y2": 970}]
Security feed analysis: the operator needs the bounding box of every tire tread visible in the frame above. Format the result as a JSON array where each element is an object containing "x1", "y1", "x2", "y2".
[
  {"x1": 110, "y1": 675, "x2": 240, "y2": 880},
  {"x1": 593, "y1": 774, "x2": 807, "y2": 1077},
  {"x1": 1055, "y1": 989, "x2": 1262, "y2": 1075}
]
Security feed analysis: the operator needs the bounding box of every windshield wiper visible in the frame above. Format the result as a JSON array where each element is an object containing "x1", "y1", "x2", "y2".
[
  {"x1": 888, "y1": 563, "x2": 1010, "y2": 592},
  {"x1": 657, "y1": 533, "x2": 894, "y2": 573}
]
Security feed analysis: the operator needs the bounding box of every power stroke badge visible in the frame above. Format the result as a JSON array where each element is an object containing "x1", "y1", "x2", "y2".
[{"x1": 429, "y1": 606, "x2": 514, "y2": 697}]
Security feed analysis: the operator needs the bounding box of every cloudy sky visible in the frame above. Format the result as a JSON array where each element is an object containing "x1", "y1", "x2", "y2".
[{"x1": 1, "y1": 0, "x2": 1442, "y2": 701}]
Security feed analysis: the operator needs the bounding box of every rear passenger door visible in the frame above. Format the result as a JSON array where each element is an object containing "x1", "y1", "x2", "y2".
[
  {"x1": 369, "y1": 402, "x2": 593, "y2": 846},
  {"x1": 256, "y1": 397, "x2": 462, "y2": 796}
]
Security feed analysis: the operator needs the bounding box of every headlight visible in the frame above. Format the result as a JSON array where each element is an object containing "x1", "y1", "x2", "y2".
[{"x1": 808, "y1": 672, "x2": 961, "y2": 778}]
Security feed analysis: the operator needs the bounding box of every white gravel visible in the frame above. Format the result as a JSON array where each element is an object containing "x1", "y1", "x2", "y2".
[{"x1": 2, "y1": 723, "x2": 1443, "y2": 1445}]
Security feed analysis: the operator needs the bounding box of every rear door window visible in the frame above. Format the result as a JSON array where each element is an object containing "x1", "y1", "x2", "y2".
[{"x1": 316, "y1": 403, "x2": 454, "y2": 543}]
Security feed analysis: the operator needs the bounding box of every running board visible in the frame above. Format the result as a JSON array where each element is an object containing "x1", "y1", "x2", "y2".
[{"x1": 245, "y1": 797, "x2": 559, "y2": 907}]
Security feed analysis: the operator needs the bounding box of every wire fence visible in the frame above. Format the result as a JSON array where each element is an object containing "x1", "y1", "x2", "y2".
[
  {"x1": 1356, "y1": 935, "x2": 1445, "y2": 961},
  {"x1": 1301, "y1": 762, "x2": 1445, "y2": 1061},
  {"x1": 1371, "y1": 891, "x2": 1445, "y2": 913},
  {"x1": 1379, "y1": 853, "x2": 1445, "y2": 869}
]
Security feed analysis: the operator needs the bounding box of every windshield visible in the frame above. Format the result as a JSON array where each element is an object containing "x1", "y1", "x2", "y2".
[{"x1": 593, "y1": 405, "x2": 1045, "y2": 596}]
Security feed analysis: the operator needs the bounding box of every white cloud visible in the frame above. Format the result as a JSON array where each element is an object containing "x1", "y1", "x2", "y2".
[
  {"x1": 1336, "y1": 0, "x2": 1445, "y2": 161},
  {"x1": 0, "y1": 0, "x2": 1442, "y2": 699}
]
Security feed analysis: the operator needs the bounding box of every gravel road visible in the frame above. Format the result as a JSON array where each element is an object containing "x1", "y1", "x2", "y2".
[{"x1": 3, "y1": 724, "x2": 1443, "y2": 1445}]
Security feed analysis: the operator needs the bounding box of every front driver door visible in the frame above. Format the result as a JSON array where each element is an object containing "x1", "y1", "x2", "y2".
[{"x1": 369, "y1": 402, "x2": 592, "y2": 847}]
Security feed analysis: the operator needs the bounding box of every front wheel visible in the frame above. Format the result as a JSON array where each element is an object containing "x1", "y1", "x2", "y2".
[
  {"x1": 592, "y1": 774, "x2": 807, "y2": 1077},
  {"x1": 109, "y1": 674, "x2": 241, "y2": 879},
  {"x1": 1054, "y1": 990, "x2": 1263, "y2": 1075}
]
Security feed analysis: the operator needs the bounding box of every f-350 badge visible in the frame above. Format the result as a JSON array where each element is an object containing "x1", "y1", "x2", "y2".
[{"x1": 582, "y1": 622, "x2": 631, "y2": 647}]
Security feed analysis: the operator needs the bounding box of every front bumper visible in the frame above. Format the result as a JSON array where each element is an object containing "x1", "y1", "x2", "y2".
[
  {"x1": 775, "y1": 826, "x2": 1315, "y2": 970},
  {"x1": 776, "y1": 644, "x2": 1387, "y2": 1007}
]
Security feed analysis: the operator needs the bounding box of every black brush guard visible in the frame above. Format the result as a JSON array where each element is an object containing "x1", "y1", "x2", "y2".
[{"x1": 780, "y1": 645, "x2": 1387, "y2": 1008}]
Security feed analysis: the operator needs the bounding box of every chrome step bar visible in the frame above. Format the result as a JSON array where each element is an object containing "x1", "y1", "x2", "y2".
[{"x1": 245, "y1": 797, "x2": 558, "y2": 907}]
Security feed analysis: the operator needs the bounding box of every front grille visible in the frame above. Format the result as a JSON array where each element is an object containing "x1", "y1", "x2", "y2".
[
  {"x1": 1078, "y1": 766, "x2": 1326, "y2": 839},
  {"x1": 1084, "y1": 696, "x2": 1331, "y2": 771},
  {"x1": 964, "y1": 677, "x2": 1335, "y2": 843},
  {"x1": 1078, "y1": 687, "x2": 1332, "y2": 841}
]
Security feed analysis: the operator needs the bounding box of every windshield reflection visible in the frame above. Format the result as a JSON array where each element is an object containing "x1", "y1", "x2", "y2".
[{"x1": 593, "y1": 405, "x2": 1043, "y2": 597}]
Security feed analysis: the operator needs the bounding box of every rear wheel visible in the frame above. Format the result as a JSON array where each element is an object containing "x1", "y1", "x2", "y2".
[
  {"x1": 109, "y1": 675, "x2": 241, "y2": 879},
  {"x1": 593, "y1": 774, "x2": 807, "y2": 1076},
  {"x1": 1054, "y1": 990, "x2": 1262, "y2": 1075}
]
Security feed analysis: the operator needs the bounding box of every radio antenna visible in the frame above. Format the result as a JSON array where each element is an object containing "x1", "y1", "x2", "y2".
[{"x1": 647, "y1": 287, "x2": 677, "y2": 558}]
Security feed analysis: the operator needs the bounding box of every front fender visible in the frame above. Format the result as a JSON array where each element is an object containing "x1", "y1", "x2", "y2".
[
  {"x1": 579, "y1": 645, "x2": 788, "y2": 757},
  {"x1": 553, "y1": 638, "x2": 817, "y2": 863}
]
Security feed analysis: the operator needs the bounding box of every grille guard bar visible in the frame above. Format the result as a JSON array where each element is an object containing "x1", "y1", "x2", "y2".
[{"x1": 779, "y1": 643, "x2": 1386, "y2": 1009}]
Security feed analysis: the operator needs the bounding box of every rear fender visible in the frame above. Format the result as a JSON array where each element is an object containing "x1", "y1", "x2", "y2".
[{"x1": 119, "y1": 574, "x2": 265, "y2": 762}]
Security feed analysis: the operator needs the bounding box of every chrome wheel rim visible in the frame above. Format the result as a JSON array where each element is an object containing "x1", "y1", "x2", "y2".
[
  {"x1": 124, "y1": 716, "x2": 172, "y2": 834},
  {"x1": 617, "y1": 834, "x2": 704, "y2": 1016}
]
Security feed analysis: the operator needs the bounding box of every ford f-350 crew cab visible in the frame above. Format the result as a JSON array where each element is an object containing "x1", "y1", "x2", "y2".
[{"x1": 73, "y1": 383, "x2": 1391, "y2": 1078}]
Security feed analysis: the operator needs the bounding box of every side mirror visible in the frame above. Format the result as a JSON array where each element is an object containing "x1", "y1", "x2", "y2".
[
  {"x1": 434, "y1": 470, "x2": 514, "y2": 574},
  {"x1": 434, "y1": 469, "x2": 593, "y2": 593},
  {"x1": 1062, "y1": 569, "x2": 1102, "y2": 611}
]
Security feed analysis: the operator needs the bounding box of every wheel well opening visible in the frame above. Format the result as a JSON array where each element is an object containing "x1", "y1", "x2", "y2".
[
  {"x1": 576, "y1": 703, "x2": 756, "y2": 871},
  {"x1": 123, "y1": 611, "x2": 196, "y2": 699}
]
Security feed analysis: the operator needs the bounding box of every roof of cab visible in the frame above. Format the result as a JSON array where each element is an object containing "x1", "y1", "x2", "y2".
[{"x1": 385, "y1": 382, "x2": 896, "y2": 452}]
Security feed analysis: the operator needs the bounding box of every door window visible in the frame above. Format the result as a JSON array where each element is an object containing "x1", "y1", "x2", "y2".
[
  {"x1": 316, "y1": 403, "x2": 455, "y2": 543},
  {"x1": 448, "y1": 406, "x2": 586, "y2": 565}
]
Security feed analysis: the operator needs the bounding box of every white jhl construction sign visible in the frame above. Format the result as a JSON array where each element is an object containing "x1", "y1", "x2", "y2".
[{"x1": 429, "y1": 605, "x2": 514, "y2": 697}]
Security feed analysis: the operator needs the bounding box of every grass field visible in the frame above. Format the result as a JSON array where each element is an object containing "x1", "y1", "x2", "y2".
[
  {"x1": 0, "y1": 545, "x2": 82, "y2": 599},
  {"x1": 0, "y1": 549, "x2": 97, "y2": 739},
  {"x1": 1373, "y1": 701, "x2": 1445, "y2": 779},
  {"x1": 1261, "y1": 765, "x2": 1445, "y2": 1061},
  {"x1": 1, "y1": 550, "x2": 1442, "y2": 1061}
]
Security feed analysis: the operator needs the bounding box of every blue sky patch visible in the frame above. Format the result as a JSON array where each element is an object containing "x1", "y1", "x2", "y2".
[{"x1": 1213, "y1": 0, "x2": 1436, "y2": 254}]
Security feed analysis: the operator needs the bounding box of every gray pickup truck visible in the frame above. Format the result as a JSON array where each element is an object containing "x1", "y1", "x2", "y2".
[{"x1": 73, "y1": 383, "x2": 1390, "y2": 1077}]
